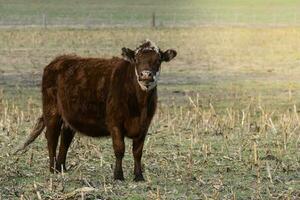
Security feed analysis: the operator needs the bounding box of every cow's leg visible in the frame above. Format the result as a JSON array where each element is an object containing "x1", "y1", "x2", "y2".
[
  {"x1": 56, "y1": 125, "x2": 75, "y2": 172},
  {"x1": 132, "y1": 135, "x2": 146, "y2": 181},
  {"x1": 111, "y1": 127, "x2": 125, "y2": 180},
  {"x1": 45, "y1": 115, "x2": 62, "y2": 173}
]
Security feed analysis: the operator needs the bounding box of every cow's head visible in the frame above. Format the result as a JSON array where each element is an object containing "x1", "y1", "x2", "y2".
[{"x1": 122, "y1": 39, "x2": 177, "y2": 91}]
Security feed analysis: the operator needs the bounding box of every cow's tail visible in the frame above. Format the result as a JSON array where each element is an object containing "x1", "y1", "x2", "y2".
[{"x1": 14, "y1": 116, "x2": 45, "y2": 154}]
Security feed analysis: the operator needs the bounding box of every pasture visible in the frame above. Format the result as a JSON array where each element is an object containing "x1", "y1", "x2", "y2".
[
  {"x1": 0, "y1": 0, "x2": 300, "y2": 199},
  {"x1": 0, "y1": 27, "x2": 299, "y2": 199},
  {"x1": 1, "y1": 0, "x2": 300, "y2": 26}
]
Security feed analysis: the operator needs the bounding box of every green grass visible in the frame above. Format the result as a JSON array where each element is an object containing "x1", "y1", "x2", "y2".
[{"x1": 1, "y1": 0, "x2": 300, "y2": 26}]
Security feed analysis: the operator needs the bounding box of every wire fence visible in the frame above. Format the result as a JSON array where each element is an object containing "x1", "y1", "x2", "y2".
[{"x1": 1, "y1": 11, "x2": 300, "y2": 28}]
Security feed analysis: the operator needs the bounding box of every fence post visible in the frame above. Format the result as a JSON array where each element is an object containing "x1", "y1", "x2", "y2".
[
  {"x1": 272, "y1": 13, "x2": 277, "y2": 26},
  {"x1": 173, "y1": 13, "x2": 176, "y2": 27},
  {"x1": 252, "y1": 13, "x2": 256, "y2": 25},
  {"x1": 234, "y1": 13, "x2": 239, "y2": 25},
  {"x1": 42, "y1": 13, "x2": 47, "y2": 28},
  {"x1": 152, "y1": 12, "x2": 156, "y2": 27},
  {"x1": 110, "y1": 13, "x2": 113, "y2": 26},
  {"x1": 214, "y1": 13, "x2": 219, "y2": 25}
]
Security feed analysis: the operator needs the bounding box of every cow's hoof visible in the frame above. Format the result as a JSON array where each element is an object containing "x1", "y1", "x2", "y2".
[
  {"x1": 55, "y1": 164, "x2": 67, "y2": 173},
  {"x1": 134, "y1": 174, "x2": 145, "y2": 182},
  {"x1": 114, "y1": 173, "x2": 125, "y2": 181},
  {"x1": 114, "y1": 176, "x2": 125, "y2": 181}
]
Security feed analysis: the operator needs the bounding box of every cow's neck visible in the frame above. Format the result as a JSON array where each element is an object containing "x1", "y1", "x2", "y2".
[
  {"x1": 123, "y1": 61, "x2": 157, "y2": 126},
  {"x1": 135, "y1": 83, "x2": 156, "y2": 106}
]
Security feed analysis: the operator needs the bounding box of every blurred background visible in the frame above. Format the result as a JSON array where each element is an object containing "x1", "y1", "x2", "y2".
[
  {"x1": 1, "y1": 1, "x2": 300, "y2": 199},
  {"x1": 1, "y1": 0, "x2": 300, "y2": 27},
  {"x1": 1, "y1": 0, "x2": 300, "y2": 108}
]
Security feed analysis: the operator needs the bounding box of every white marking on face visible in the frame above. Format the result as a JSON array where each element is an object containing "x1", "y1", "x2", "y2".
[
  {"x1": 135, "y1": 39, "x2": 159, "y2": 55},
  {"x1": 153, "y1": 71, "x2": 160, "y2": 81},
  {"x1": 134, "y1": 68, "x2": 160, "y2": 92}
]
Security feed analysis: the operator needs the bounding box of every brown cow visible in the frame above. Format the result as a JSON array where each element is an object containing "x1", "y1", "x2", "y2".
[{"x1": 16, "y1": 40, "x2": 177, "y2": 181}]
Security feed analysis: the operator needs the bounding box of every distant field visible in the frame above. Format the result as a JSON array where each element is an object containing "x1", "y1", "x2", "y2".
[
  {"x1": 1, "y1": 27, "x2": 300, "y2": 109},
  {"x1": 1, "y1": 0, "x2": 300, "y2": 26},
  {"x1": 0, "y1": 25, "x2": 300, "y2": 199}
]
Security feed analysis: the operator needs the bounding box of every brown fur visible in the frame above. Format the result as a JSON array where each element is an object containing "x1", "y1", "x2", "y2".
[{"x1": 18, "y1": 41, "x2": 177, "y2": 181}]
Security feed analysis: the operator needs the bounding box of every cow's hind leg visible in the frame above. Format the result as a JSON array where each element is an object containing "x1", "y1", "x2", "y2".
[
  {"x1": 45, "y1": 115, "x2": 62, "y2": 173},
  {"x1": 56, "y1": 124, "x2": 75, "y2": 172}
]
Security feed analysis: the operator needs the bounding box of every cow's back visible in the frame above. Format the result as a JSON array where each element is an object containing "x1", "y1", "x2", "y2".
[{"x1": 42, "y1": 55, "x2": 125, "y2": 136}]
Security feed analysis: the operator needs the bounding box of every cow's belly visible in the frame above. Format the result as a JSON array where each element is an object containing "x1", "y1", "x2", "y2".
[
  {"x1": 58, "y1": 94, "x2": 109, "y2": 137},
  {"x1": 63, "y1": 114, "x2": 110, "y2": 137}
]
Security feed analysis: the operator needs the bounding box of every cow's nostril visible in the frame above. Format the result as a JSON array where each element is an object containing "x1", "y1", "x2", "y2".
[{"x1": 140, "y1": 71, "x2": 153, "y2": 79}]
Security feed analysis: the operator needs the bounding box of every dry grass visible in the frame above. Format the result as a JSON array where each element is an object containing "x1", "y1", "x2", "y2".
[
  {"x1": 0, "y1": 27, "x2": 300, "y2": 199},
  {"x1": 1, "y1": 27, "x2": 300, "y2": 74},
  {"x1": 1, "y1": 27, "x2": 300, "y2": 108},
  {"x1": 0, "y1": 94, "x2": 299, "y2": 199}
]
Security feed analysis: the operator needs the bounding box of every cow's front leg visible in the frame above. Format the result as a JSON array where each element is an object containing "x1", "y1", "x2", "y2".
[
  {"x1": 111, "y1": 127, "x2": 125, "y2": 180},
  {"x1": 132, "y1": 135, "x2": 146, "y2": 181}
]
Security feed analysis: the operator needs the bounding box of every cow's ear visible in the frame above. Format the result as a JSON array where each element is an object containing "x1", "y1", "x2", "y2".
[
  {"x1": 161, "y1": 49, "x2": 177, "y2": 62},
  {"x1": 122, "y1": 47, "x2": 135, "y2": 62}
]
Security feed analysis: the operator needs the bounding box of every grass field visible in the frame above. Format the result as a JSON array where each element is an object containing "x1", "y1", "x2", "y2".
[
  {"x1": 0, "y1": 26, "x2": 299, "y2": 199},
  {"x1": 1, "y1": 0, "x2": 300, "y2": 26},
  {"x1": 1, "y1": 95, "x2": 300, "y2": 199},
  {"x1": 1, "y1": 27, "x2": 300, "y2": 108},
  {"x1": 1, "y1": 1, "x2": 300, "y2": 198}
]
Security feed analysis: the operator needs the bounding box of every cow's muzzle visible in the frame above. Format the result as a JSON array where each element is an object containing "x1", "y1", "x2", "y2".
[
  {"x1": 139, "y1": 70, "x2": 154, "y2": 82},
  {"x1": 135, "y1": 69, "x2": 159, "y2": 91}
]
